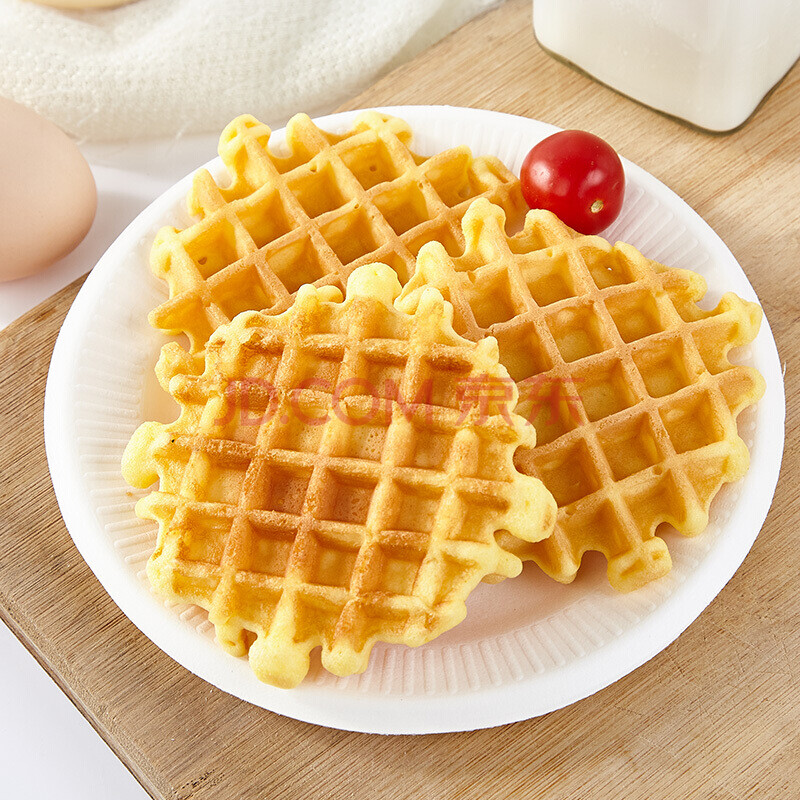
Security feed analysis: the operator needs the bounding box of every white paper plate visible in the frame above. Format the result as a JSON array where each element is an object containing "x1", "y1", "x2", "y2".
[{"x1": 44, "y1": 106, "x2": 785, "y2": 734}]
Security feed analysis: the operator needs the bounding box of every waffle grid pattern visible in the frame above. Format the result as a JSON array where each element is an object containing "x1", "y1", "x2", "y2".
[
  {"x1": 124, "y1": 265, "x2": 554, "y2": 687},
  {"x1": 398, "y1": 199, "x2": 765, "y2": 591},
  {"x1": 149, "y1": 111, "x2": 526, "y2": 352}
]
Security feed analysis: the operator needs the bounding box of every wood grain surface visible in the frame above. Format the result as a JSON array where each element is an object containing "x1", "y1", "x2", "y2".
[{"x1": 1, "y1": 1, "x2": 797, "y2": 797}]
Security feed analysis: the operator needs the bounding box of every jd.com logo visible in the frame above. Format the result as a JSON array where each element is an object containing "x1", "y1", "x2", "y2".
[{"x1": 214, "y1": 375, "x2": 583, "y2": 428}]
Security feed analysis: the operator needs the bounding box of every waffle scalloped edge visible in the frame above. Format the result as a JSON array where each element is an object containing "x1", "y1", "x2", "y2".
[
  {"x1": 397, "y1": 198, "x2": 766, "y2": 592},
  {"x1": 123, "y1": 263, "x2": 556, "y2": 687},
  {"x1": 147, "y1": 109, "x2": 526, "y2": 372}
]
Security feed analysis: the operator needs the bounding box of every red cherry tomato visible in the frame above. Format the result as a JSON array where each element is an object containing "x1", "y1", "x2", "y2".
[{"x1": 520, "y1": 130, "x2": 625, "y2": 235}]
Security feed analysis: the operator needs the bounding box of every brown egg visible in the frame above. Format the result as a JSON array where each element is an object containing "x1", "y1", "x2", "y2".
[{"x1": 0, "y1": 97, "x2": 97, "y2": 282}]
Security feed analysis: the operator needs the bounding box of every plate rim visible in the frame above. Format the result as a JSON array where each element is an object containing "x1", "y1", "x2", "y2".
[{"x1": 44, "y1": 105, "x2": 786, "y2": 734}]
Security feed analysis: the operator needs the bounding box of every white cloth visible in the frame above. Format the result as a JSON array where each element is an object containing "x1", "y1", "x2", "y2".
[{"x1": 0, "y1": 0, "x2": 500, "y2": 141}]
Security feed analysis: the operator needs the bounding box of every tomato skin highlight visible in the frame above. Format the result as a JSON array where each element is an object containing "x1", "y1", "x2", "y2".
[{"x1": 520, "y1": 130, "x2": 625, "y2": 235}]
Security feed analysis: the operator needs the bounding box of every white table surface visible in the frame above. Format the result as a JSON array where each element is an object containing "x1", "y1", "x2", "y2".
[{"x1": 0, "y1": 131, "x2": 221, "y2": 799}]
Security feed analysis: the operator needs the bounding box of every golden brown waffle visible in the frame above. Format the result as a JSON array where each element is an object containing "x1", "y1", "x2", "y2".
[
  {"x1": 123, "y1": 264, "x2": 556, "y2": 688},
  {"x1": 149, "y1": 111, "x2": 526, "y2": 358},
  {"x1": 398, "y1": 199, "x2": 765, "y2": 592}
]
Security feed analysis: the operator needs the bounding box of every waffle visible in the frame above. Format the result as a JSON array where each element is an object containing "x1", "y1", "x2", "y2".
[
  {"x1": 148, "y1": 110, "x2": 526, "y2": 365},
  {"x1": 397, "y1": 199, "x2": 765, "y2": 592},
  {"x1": 123, "y1": 264, "x2": 556, "y2": 688}
]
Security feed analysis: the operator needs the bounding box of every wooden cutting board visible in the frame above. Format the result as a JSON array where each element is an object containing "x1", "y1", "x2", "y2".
[{"x1": 1, "y1": 1, "x2": 797, "y2": 797}]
